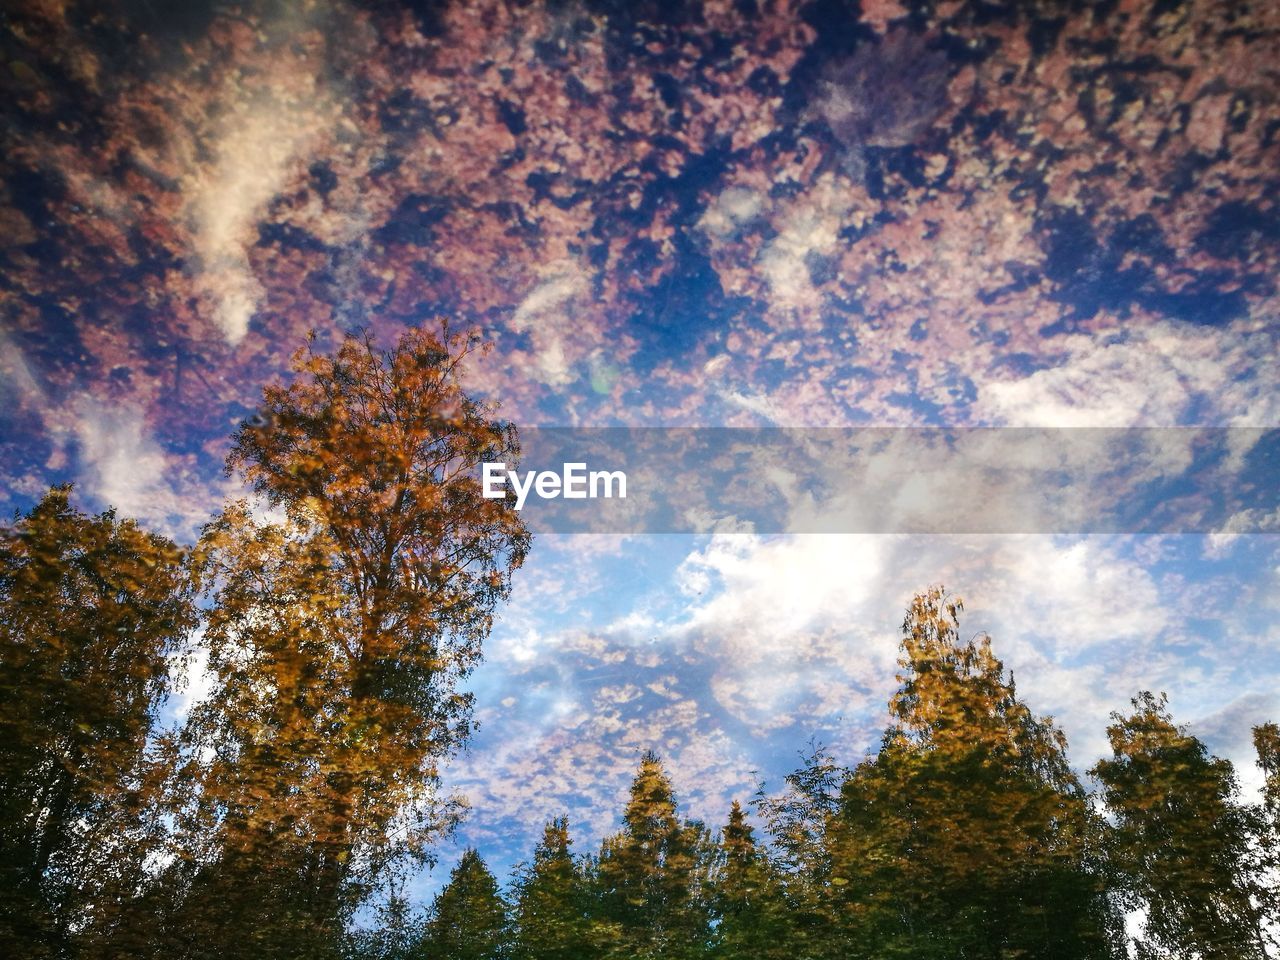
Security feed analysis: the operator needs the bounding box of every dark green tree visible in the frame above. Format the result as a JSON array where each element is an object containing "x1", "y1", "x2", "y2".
[
  {"x1": 0, "y1": 487, "x2": 194, "y2": 957},
  {"x1": 707, "y1": 802, "x2": 789, "y2": 960},
  {"x1": 346, "y1": 893, "x2": 425, "y2": 960},
  {"x1": 510, "y1": 817, "x2": 596, "y2": 960},
  {"x1": 1093, "y1": 692, "x2": 1269, "y2": 959},
  {"x1": 420, "y1": 849, "x2": 508, "y2": 960},
  {"x1": 594, "y1": 753, "x2": 713, "y2": 960}
]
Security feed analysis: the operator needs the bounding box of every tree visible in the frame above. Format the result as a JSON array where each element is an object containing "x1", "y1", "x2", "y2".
[
  {"x1": 594, "y1": 753, "x2": 713, "y2": 960},
  {"x1": 171, "y1": 326, "x2": 530, "y2": 956},
  {"x1": 346, "y1": 892, "x2": 425, "y2": 960},
  {"x1": 1253, "y1": 722, "x2": 1280, "y2": 953},
  {"x1": 707, "y1": 802, "x2": 789, "y2": 960},
  {"x1": 1093, "y1": 692, "x2": 1269, "y2": 960},
  {"x1": 751, "y1": 741, "x2": 846, "y2": 960},
  {"x1": 824, "y1": 587, "x2": 1120, "y2": 960},
  {"x1": 510, "y1": 817, "x2": 596, "y2": 960},
  {"x1": 0, "y1": 487, "x2": 194, "y2": 956},
  {"x1": 420, "y1": 849, "x2": 508, "y2": 960}
]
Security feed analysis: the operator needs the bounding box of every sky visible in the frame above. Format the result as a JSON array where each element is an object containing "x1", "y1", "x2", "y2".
[{"x1": 2, "y1": 0, "x2": 1279, "y2": 899}]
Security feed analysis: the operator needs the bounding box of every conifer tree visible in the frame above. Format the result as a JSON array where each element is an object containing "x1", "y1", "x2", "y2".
[
  {"x1": 595, "y1": 753, "x2": 713, "y2": 960},
  {"x1": 347, "y1": 893, "x2": 425, "y2": 960},
  {"x1": 1256, "y1": 722, "x2": 1280, "y2": 842},
  {"x1": 0, "y1": 487, "x2": 194, "y2": 957},
  {"x1": 708, "y1": 802, "x2": 789, "y2": 960},
  {"x1": 511, "y1": 818, "x2": 596, "y2": 960},
  {"x1": 420, "y1": 849, "x2": 509, "y2": 960},
  {"x1": 1093, "y1": 692, "x2": 1268, "y2": 959}
]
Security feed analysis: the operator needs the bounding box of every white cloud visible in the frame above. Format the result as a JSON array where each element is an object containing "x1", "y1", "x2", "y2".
[
  {"x1": 176, "y1": 3, "x2": 357, "y2": 343},
  {"x1": 74, "y1": 402, "x2": 181, "y2": 523},
  {"x1": 509, "y1": 269, "x2": 590, "y2": 387},
  {"x1": 0, "y1": 328, "x2": 46, "y2": 410},
  {"x1": 756, "y1": 176, "x2": 852, "y2": 314},
  {"x1": 669, "y1": 532, "x2": 1174, "y2": 750},
  {"x1": 168, "y1": 639, "x2": 213, "y2": 721},
  {"x1": 187, "y1": 93, "x2": 336, "y2": 342},
  {"x1": 977, "y1": 321, "x2": 1280, "y2": 427},
  {"x1": 697, "y1": 186, "x2": 763, "y2": 240}
]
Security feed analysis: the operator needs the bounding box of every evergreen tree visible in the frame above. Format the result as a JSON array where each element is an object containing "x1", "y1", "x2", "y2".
[
  {"x1": 1255, "y1": 722, "x2": 1280, "y2": 846},
  {"x1": 1093, "y1": 692, "x2": 1268, "y2": 959},
  {"x1": 346, "y1": 893, "x2": 425, "y2": 960},
  {"x1": 420, "y1": 849, "x2": 508, "y2": 960},
  {"x1": 0, "y1": 487, "x2": 195, "y2": 957},
  {"x1": 510, "y1": 818, "x2": 596, "y2": 960},
  {"x1": 595, "y1": 753, "x2": 713, "y2": 960},
  {"x1": 824, "y1": 587, "x2": 1120, "y2": 959},
  {"x1": 708, "y1": 802, "x2": 789, "y2": 960}
]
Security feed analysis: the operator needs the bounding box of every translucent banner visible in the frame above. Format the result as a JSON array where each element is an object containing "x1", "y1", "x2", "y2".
[{"x1": 481, "y1": 428, "x2": 1280, "y2": 534}]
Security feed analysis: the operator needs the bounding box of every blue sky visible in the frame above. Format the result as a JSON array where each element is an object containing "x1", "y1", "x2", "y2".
[{"x1": 407, "y1": 529, "x2": 1280, "y2": 896}]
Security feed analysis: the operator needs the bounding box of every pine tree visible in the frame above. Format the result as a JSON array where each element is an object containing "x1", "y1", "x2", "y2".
[
  {"x1": 595, "y1": 753, "x2": 713, "y2": 960},
  {"x1": 1256, "y1": 722, "x2": 1280, "y2": 839},
  {"x1": 347, "y1": 893, "x2": 425, "y2": 960},
  {"x1": 1093, "y1": 692, "x2": 1268, "y2": 959},
  {"x1": 420, "y1": 849, "x2": 508, "y2": 960},
  {"x1": 825, "y1": 587, "x2": 1120, "y2": 960},
  {"x1": 0, "y1": 487, "x2": 194, "y2": 957},
  {"x1": 708, "y1": 802, "x2": 789, "y2": 960},
  {"x1": 510, "y1": 818, "x2": 596, "y2": 960}
]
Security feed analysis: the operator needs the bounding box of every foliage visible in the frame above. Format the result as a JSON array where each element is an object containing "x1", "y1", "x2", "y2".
[
  {"x1": 594, "y1": 752, "x2": 715, "y2": 960},
  {"x1": 166, "y1": 325, "x2": 530, "y2": 956},
  {"x1": 1093, "y1": 692, "x2": 1270, "y2": 960},
  {"x1": 750, "y1": 740, "x2": 846, "y2": 959},
  {"x1": 5, "y1": 465, "x2": 1280, "y2": 960},
  {"x1": 0, "y1": 487, "x2": 195, "y2": 957},
  {"x1": 707, "y1": 801, "x2": 790, "y2": 960},
  {"x1": 419, "y1": 849, "x2": 508, "y2": 960},
  {"x1": 510, "y1": 818, "x2": 596, "y2": 960}
]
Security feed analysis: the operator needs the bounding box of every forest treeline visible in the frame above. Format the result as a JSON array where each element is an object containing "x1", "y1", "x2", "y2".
[
  {"x1": 371, "y1": 588, "x2": 1280, "y2": 960},
  {"x1": 2, "y1": 328, "x2": 1278, "y2": 959}
]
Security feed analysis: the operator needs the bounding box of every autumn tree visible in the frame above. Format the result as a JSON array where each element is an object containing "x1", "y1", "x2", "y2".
[
  {"x1": 0, "y1": 487, "x2": 194, "y2": 956},
  {"x1": 510, "y1": 817, "x2": 597, "y2": 960},
  {"x1": 1093, "y1": 692, "x2": 1269, "y2": 959},
  {"x1": 418, "y1": 849, "x2": 509, "y2": 960},
  {"x1": 823, "y1": 588, "x2": 1120, "y2": 960},
  {"x1": 594, "y1": 753, "x2": 714, "y2": 960},
  {"x1": 170, "y1": 326, "x2": 530, "y2": 956}
]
